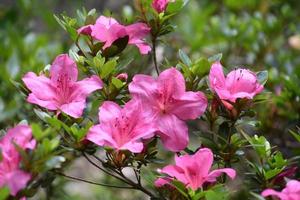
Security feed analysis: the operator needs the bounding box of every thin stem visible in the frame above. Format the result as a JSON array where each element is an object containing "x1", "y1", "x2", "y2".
[
  {"x1": 82, "y1": 152, "x2": 131, "y2": 184},
  {"x1": 152, "y1": 38, "x2": 160, "y2": 76},
  {"x1": 55, "y1": 171, "x2": 134, "y2": 189}
]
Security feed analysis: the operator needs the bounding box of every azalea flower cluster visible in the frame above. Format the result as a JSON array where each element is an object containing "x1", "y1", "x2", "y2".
[
  {"x1": 1, "y1": 1, "x2": 299, "y2": 199},
  {"x1": 0, "y1": 125, "x2": 35, "y2": 198}
]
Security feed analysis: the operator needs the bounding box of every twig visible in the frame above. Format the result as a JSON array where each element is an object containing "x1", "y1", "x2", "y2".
[{"x1": 55, "y1": 171, "x2": 134, "y2": 189}]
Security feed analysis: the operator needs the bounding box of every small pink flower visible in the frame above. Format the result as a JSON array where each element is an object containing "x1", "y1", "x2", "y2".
[
  {"x1": 209, "y1": 62, "x2": 263, "y2": 103},
  {"x1": 22, "y1": 54, "x2": 103, "y2": 118},
  {"x1": 155, "y1": 148, "x2": 236, "y2": 190},
  {"x1": 116, "y1": 73, "x2": 128, "y2": 81},
  {"x1": 262, "y1": 180, "x2": 300, "y2": 200},
  {"x1": 77, "y1": 16, "x2": 151, "y2": 55},
  {"x1": 86, "y1": 100, "x2": 156, "y2": 153},
  {"x1": 152, "y1": 0, "x2": 174, "y2": 13},
  {"x1": 129, "y1": 67, "x2": 207, "y2": 152},
  {"x1": 0, "y1": 125, "x2": 36, "y2": 196}
]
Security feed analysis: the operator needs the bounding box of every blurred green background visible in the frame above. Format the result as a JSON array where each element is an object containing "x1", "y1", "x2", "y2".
[{"x1": 1, "y1": 0, "x2": 300, "y2": 199}]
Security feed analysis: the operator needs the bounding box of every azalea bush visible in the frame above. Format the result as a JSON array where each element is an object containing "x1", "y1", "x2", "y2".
[{"x1": 1, "y1": 0, "x2": 300, "y2": 200}]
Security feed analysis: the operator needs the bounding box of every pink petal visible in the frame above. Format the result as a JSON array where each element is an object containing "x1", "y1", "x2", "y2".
[
  {"x1": 156, "y1": 114, "x2": 188, "y2": 152},
  {"x1": 159, "y1": 165, "x2": 188, "y2": 185},
  {"x1": 157, "y1": 67, "x2": 186, "y2": 98},
  {"x1": 129, "y1": 74, "x2": 157, "y2": 102},
  {"x1": 86, "y1": 124, "x2": 116, "y2": 147},
  {"x1": 22, "y1": 72, "x2": 57, "y2": 110},
  {"x1": 170, "y1": 91, "x2": 207, "y2": 120},
  {"x1": 129, "y1": 39, "x2": 152, "y2": 54},
  {"x1": 92, "y1": 21, "x2": 127, "y2": 49},
  {"x1": 98, "y1": 101, "x2": 122, "y2": 123},
  {"x1": 1, "y1": 125, "x2": 35, "y2": 151},
  {"x1": 72, "y1": 75, "x2": 103, "y2": 100},
  {"x1": 59, "y1": 101, "x2": 86, "y2": 118},
  {"x1": 95, "y1": 16, "x2": 118, "y2": 27},
  {"x1": 121, "y1": 141, "x2": 144, "y2": 153},
  {"x1": 206, "y1": 168, "x2": 236, "y2": 183},
  {"x1": 77, "y1": 25, "x2": 93, "y2": 35},
  {"x1": 126, "y1": 23, "x2": 150, "y2": 39},
  {"x1": 50, "y1": 54, "x2": 78, "y2": 83},
  {"x1": 225, "y1": 69, "x2": 263, "y2": 102},
  {"x1": 284, "y1": 180, "x2": 300, "y2": 194},
  {"x1": 27, "y1": 93, "x2": 57, "y2": 110},
  {"x1": 6, "y1": 170, "x2": 31, "y2": 196},
  {"x1": 261, "y1": 189, "x2": 286, "y2": 199},
  {"x1": 155, "y1": 177, "x2": 171, "y2": 187},
  {"x1": 209, "y1": 62, "x2": 226, "y2": 91},
  {"x1": 152, "y1": 0, "x2": 169, "y2": 13}
]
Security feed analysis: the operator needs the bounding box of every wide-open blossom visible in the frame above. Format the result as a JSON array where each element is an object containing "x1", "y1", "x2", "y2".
[
  {"x1": 77, "y1": 16, "x2": 151, "y2": 55},
  {"x1": 155, "y1": 148, "x2": 236, "y2": 190},
  {"x1": 152, "y1": 0, "x2": 174, "y2": 13},
  {"x1": 262, "y1": 180, "x2": 300, "y2": 200},
  {"x1": 129, "y1": 67, "x2": 207, "y2": 152},
  {"x1": 209, "y1": 62, "x2": 263, "y2": 103},
  {"x1": 0, "y1": 125, "x2": 36, "y2": 196},
  {"x1": 86, "y1": 100, "x2": 156, "y2": 153},
  {"x1": 23, "y1": 54, "x2": 103, "y2": 118}
]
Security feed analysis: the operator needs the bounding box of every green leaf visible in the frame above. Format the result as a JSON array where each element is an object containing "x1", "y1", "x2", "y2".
[
  {"x1": 0, "y1": 187, "x2": 10, "y2": 200},
  {"x1": 171, "y1": 180, "x2": 188, "y2": 198},
  {"x1": 257, "y1": 70, "x2": 268, "y2": 85},
  {"x1": 100, "y1": 59, "x2": 117, "y2": 79},
  {"x1": 208, "y1": 53, "x2": 222, "y2": 62},
  {"x1": 112, "y1": 77, "x2": 124, "y2": 89},
  {"x1": 290, "y1": 129, "x2": 300, "y2": 143},
  {"x1": 31, "y1": 123, "x2": 50, "y2": 141},
  {"x1": 167, "y1": 0, "x2": 189, "y2": 13},
  {"x1": 179, "y1": 49, "x2": 192, "y2": 67},
  {"x1": 192, "y1": 57, "x2": 210, "y2": 77},
  {"x1": 265, "y1": 168, "x2": 282, "y2": 180}
]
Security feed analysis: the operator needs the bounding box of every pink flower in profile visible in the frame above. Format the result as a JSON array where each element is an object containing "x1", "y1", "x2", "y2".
[
  {"x1": 129, "y1": 67, "x2": 207, "y2": 152},
  {"x1": 209, "y1": 62, "x2": 263, "y2": 103},
  {"x1": 152, "y1": 0, "x2": 174, "y2": 13},
  {"x1": 262, "y1": 180, "x2": 300, "y2": 200},
  {"x1": 155, "y1": 148, "x2": 236, "y2": 190},
  {"x1": 86, "y1": 100, "x2": 156, "y2": 153},
  {"x1": 0, "y1": 125, "x2": 36, "y2": 196},
  {"x1": 77, "y1": 16, "x2": 151, "y2": 55},
  {"x1": 116, "y1": 73, "x2": 128, "y2": 81},
  {"x1": 22, "y1": 54, "x2": 103, "y2": 118}
]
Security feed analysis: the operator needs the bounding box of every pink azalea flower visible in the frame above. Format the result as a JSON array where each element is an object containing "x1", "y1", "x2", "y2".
[
  {"x1": 209, "y1": 62, "x2": 263, "y2": 103},
  {"x1": 262, "y1": 180, "x2": 300, "y2": 200},
  {"x1": 129, "y1": 67, "x2": 207, "y2": 152},
  {"x1": 77, "y1": 16, "x2": 151, "y2": 55},
  {"x1": 155, "y1": 148, "x2": 236, "y2": 190},
  {"x1": 152, "y1": 0, "x2": 175, "y2": 13},
  {"x1": 116, "y1": 73, "x2": 128, "y2": 81},
  {"x1": 86, "y1": 100, "x2": 156, "y2": 153},
  {"x1": 22, "y1": 54, "x2": 103, "y2": 118},
  {"x1": 0, "y1": 125, "x2": 36, "y2": 196}
]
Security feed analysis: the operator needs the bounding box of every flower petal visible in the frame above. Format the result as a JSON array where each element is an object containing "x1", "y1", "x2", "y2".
[
  {"x1": 59, "y1": 101, "x2": 86, "y2": 118},
  {"x1": 209, "y1": 62, "x2": 226, "y2": 91},
  {"x1": 22, "y1": 72, "x2": 57, "y2": 110},
  {"x1": 206, "y1": 168, "x2": 236, "y2": 183},
  {"x1": 157, "y1": 67, "x2": 186, "y2": 98},
  {"x1": 50, "y1": 54, "x2": 78, "y2": 82},
  {"x1": 170, "y1": 91, "x2": 207, "y2": 120},
  {"x1": 261, "y1": 189, "x2": 286, "y2": 199},
  {"x1": 157, "y1": 114, "x2": 188, "y2": 152},
  {"x1": 129, "y1": 74, "x2": 157, "y2": 101},
  {"x1": 6, "y1": 170, "x2": 31, "y2": 196},
  {"x1": 98, "y1": 101, "x2": 122, "y2": 123},
  {"x1": 71, "y1": 75, "x2": 103, "y2": 100}
]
